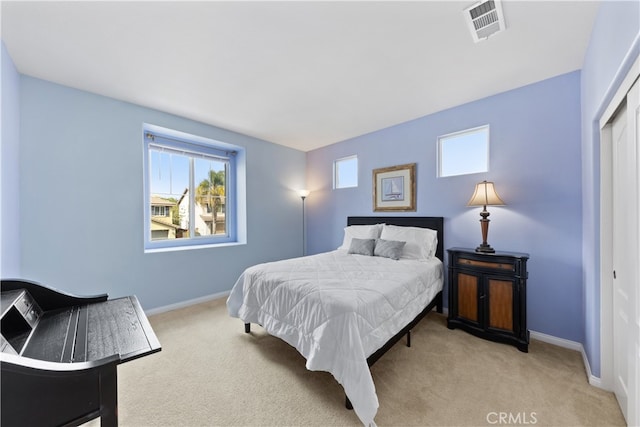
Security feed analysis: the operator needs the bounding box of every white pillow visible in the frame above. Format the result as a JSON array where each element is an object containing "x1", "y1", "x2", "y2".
[
  {"x1": 379, "y1": 224, "x2": 438, "y2": 260},
  {"x1": 338, "y1": 224, "x2": 384, "y2": 250}
]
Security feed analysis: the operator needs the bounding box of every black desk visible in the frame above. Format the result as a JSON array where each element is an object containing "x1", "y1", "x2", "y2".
[{"x1": 1, "y1": 279, "x2": 161, "y2": 427}]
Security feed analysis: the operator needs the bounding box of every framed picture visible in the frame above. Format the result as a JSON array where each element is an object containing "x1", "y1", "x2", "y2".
[{"x1": 373, "y1": 163, "x2": 416, "y2": 211}]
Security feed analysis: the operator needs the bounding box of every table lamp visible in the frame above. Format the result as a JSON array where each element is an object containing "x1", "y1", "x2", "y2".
[{"x1": 467, "y1": 180, "x2": 504, "y2": 253}]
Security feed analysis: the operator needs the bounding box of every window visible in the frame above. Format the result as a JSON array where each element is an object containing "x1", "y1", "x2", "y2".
[
  {"x1": 143, "y1": 124, "x2": 244, "y2": 251},
  {"x1": 151, "y1": 205, "x2": 170, "y2": 217},
  {"x1": 334, "y1": 155, "x2": 358, "y2": 189},
  {"x1": 438, "y1": 125, "x2": 489, "y2": 177}
]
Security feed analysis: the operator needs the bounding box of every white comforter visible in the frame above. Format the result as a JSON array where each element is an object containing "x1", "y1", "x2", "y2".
[{"x1": 226, "y1": 250, "x2": 443, "y2": 426}]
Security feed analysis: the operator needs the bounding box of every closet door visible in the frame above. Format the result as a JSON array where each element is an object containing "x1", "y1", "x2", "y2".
[
  {"x1": 627, "y1": 78, "x2": 640, "y2": 427},
  {"x1": 611, "y1": 78, "x2": 639, "y2": 425}
]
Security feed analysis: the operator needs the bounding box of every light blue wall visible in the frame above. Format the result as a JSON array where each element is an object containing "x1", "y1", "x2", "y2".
[
  {"x1": 1, "y1": 42, "x2": 21, "y2": 277},
  {"x1": 306, "y1": 71, "x2": 584, "y2": 342},
  {"x1": 581, "y1": 1, "x2": 640, "y2": 377},
  {"x1": 17, "y1": 76, "x2": 306, "y2": 310}
]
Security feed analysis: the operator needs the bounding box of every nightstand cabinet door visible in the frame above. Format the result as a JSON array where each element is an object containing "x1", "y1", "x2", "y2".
[
  {"x1": 456, "y1": 272, "x2": 482, "y2": 327},
  {"x1": 447, "y1": 248, "x2": 529, "y2": 352},
  {"x1": 486, "y1": 276, "x2": 516, "y2": 334}
]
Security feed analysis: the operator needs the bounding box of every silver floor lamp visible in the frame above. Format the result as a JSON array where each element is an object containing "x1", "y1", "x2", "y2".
[{"x1": 298, "y1": 190, "x2": 310, "y2": 256}]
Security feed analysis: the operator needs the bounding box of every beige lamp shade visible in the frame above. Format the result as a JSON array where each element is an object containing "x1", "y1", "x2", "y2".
[{"x1": 467, "y1": 181, "x2": 505, "y2": 207}]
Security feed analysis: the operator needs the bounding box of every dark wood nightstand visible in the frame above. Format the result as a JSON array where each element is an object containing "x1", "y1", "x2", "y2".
[{"x1": 447, "y1": 247, "x2": 530, "y2": 352}]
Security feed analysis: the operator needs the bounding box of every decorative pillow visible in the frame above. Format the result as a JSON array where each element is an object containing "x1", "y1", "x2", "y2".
[
  {"x1": 338, "y1": 224, "x2": 384, "y2": 250},
  {"x1": 379, "y1": 224, "x2": 438, "y2": 260},
  {"x1": 374, "y1": 238, "x2": 406, "y2": 260},
  {"x1": 348, "y1": 238, "x2": 376, "y2": 256}
]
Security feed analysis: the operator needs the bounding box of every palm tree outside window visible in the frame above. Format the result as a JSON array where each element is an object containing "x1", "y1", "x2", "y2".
[{"x1": 196, "y1": 169, "x2": 226, "y2": 235}]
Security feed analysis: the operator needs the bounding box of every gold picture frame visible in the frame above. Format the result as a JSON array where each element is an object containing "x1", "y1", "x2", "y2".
[{"x1": 373, "y1": 163, "x2": 416, "y2": 212}]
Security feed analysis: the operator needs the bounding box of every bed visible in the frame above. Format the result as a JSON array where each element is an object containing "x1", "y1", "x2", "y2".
[{"x1": 226, "y1": 216, "x2": 444, "y2": 426}]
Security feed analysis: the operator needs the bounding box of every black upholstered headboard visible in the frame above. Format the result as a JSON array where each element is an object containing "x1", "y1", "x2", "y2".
[{"x1": 347, "y1": 216, "x2": 444, "y2": 262}]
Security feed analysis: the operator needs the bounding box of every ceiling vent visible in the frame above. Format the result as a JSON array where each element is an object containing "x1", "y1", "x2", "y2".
[{"x1": 464, "y1": 0, "x2": 506, "y2": 43}]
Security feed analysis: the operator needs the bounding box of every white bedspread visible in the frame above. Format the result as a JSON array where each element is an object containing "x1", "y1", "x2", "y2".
[{"x1": 226, "y1": 250, "x2": 443, "y2": 426}]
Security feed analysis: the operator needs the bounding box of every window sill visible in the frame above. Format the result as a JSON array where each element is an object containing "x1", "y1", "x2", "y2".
[{"x1": 144, "y1": 241, "x2": 246, "y2": 254}]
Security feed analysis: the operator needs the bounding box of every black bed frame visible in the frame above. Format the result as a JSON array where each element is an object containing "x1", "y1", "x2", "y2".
[{"x1": 244, "y1": 216, "x2": 445, "y2": 410}]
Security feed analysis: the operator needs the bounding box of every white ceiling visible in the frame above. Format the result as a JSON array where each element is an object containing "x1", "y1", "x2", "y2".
[{"x1": 1, "y1": 1, "x2": 599, "y2": 152}]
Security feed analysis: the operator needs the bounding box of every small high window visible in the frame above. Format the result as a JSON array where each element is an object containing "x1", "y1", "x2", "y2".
[
  {"x1": 438, "y1": 125, "x2": 489, "y2": 177},
  {"x1": 334, "y1": 155, "x2": 358, "y2": 189}
]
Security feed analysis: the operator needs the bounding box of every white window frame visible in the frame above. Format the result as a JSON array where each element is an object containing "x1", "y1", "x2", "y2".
[
  {"x1": 143, "y1": 124, "x2": 244, "y2": 252},
  {"x1": 437, "y1": 125, "x2": 490, "y2": 177},
  {"x1": 334, "y1": 155, "x2": 358, "y2": 189}
]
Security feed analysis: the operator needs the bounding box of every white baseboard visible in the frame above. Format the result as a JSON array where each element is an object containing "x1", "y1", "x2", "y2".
[
  {"x1": 145, "y1": 290, "x2": 230, "y2": 316},
  {"x1": 530, "y1": 330, "x2": 582, "y2": 351},
  {"x1": 530, "y1": 330, "x2": 604, "y2": 389}
]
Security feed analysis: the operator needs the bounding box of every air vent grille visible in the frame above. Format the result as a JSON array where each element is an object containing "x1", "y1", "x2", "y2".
[
  {"x1": 464, "y1": 0, "x2": 506, "y2": 43},
  {"x1": 469, "y1": 0, "x2": 496, "y2": 20}
]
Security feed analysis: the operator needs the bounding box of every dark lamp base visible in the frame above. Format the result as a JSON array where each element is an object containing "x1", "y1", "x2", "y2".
[{"x1": 475, "y1": 244, "x2": 495, "y2": 253}]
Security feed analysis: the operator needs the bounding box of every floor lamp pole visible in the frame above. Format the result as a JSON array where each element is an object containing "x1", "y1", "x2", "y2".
[{"x1": 301, "y1": 195, "x2": 307, "y2": 256}]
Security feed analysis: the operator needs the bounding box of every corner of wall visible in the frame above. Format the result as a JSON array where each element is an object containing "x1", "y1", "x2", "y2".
[
  {"x1": 580, "y1": 0, "x2": 640, "y2": 380},
  {"x1": 1, "y1": 42, "x2": 22, "y2": 277}
]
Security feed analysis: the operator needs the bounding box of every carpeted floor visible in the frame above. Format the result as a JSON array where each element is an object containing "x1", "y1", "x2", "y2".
[{"x1": 93, "y1": 297, "x2": 624, "y2": 426}]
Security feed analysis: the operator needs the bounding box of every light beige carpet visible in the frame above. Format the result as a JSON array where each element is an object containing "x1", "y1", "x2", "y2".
[{"x1": 92, "y1": 297, "x2": 624, "y2": 426}]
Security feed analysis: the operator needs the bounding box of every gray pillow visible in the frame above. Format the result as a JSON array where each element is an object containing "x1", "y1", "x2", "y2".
[
  {"x1": 348, "y1": 238, "x2": 376, "y2": 256},
  {"x1": 374, "y1": 238, "x2": 406, "y2": 260}
]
